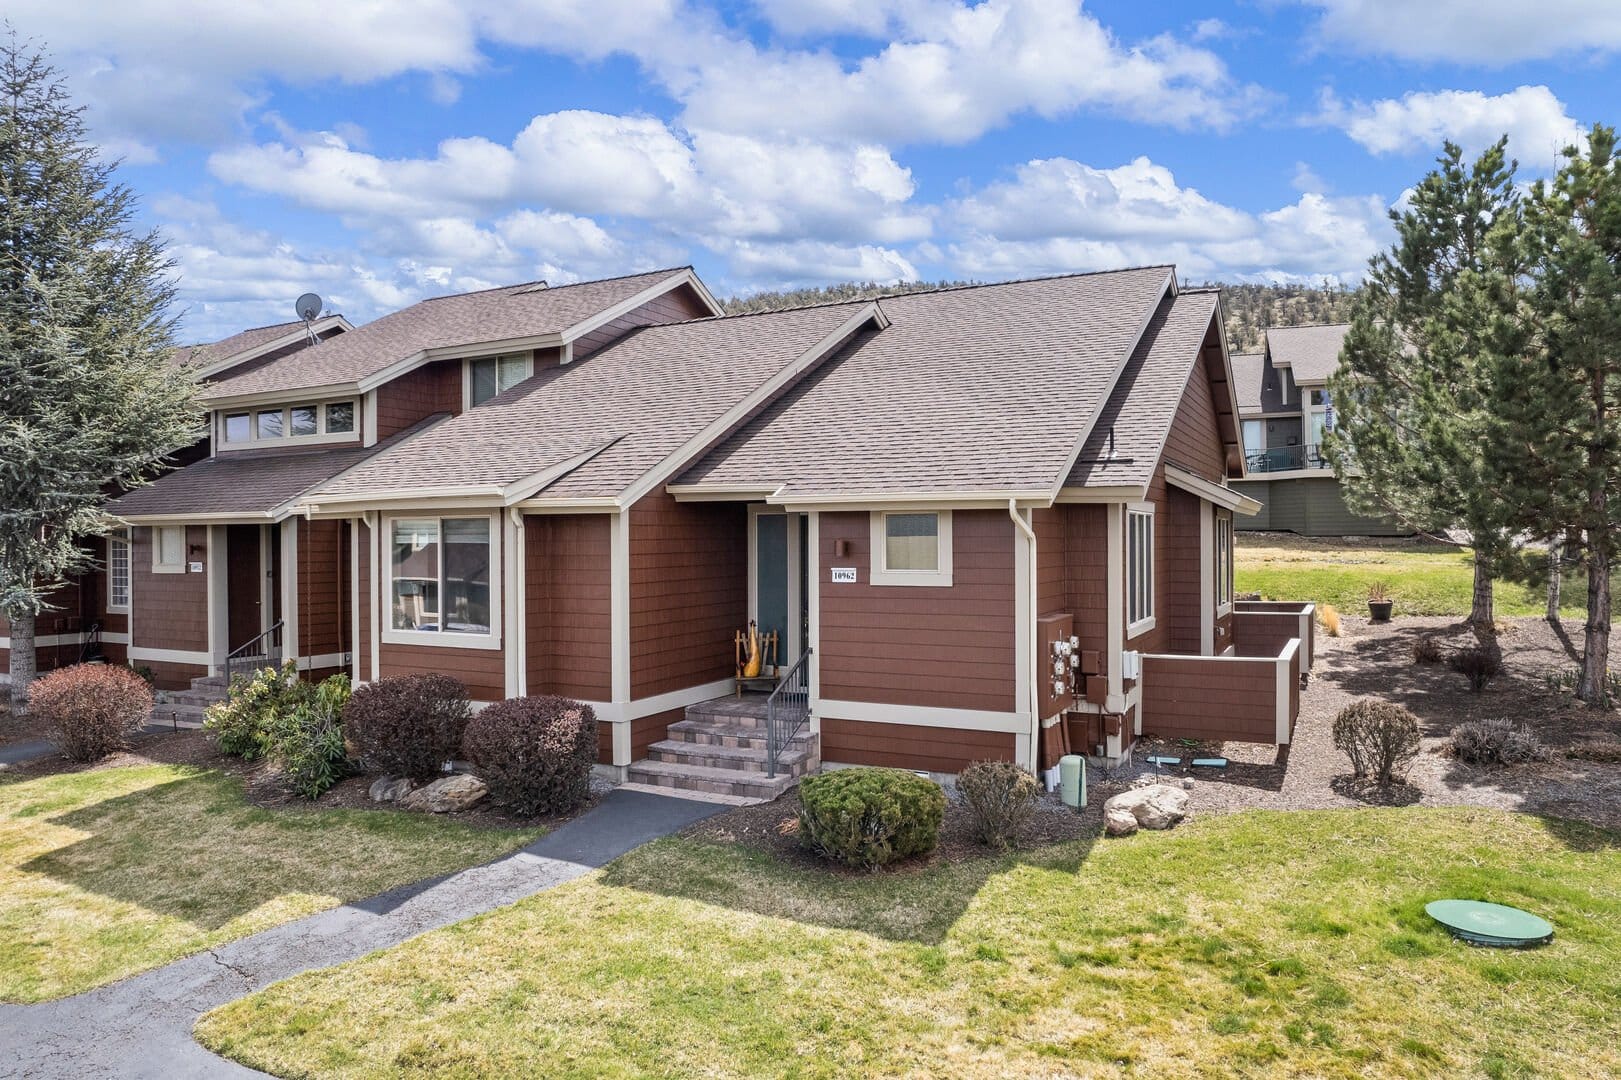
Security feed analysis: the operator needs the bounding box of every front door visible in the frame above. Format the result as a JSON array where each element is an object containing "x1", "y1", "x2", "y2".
[
  {"x1": 226, "y1": 524, "x2": 264, "y2": 652},
  {"x1": 751, "y1": 510, "x2": 808, "y2": 666}
]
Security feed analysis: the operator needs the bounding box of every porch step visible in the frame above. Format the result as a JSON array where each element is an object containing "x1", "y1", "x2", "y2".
[
  {"x1": 148, "y1": 702, "x2": 210, "y2": 729},
  {"x1": 646, "y1": 738, "x2": 813, "y2": 776},
  {"x1": 665, "y1": 718, "x2": 815, "y2": 752},
  {"x1": 172, "y1": 688, "x2": 228, "y2": 707},
  {"x1": 624, "y1": 759, "x2": 799, "y2": 801},
  {"x1": 682, "y1": 694, "x2": 773, "y2": 728}
]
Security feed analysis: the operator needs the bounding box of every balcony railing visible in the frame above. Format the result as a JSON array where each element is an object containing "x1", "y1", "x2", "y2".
[{"x1": 1245, "y1": 444, "x2": 1333, "y2": 474}]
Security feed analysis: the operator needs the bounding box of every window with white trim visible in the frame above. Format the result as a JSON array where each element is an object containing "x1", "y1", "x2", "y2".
[
  {"x1": 108, "y1": 529, "x2": 130, "y2": 610},
  {"x1": 869, "y1": 510, "x2": 953, "y2": 586},
  {"x1": 388, "y1": 517, "x2": 495, "y2": 638},
  {"x1": 152, "y1": 525, "x2": 186, "y2": 574},
  {"x1": 219, "y1": 399, "x2": 358, "y2": 446},
  {"x1": 469, "y1": 353, "x2": 531, "y2": 406},
  {"x1": 1127, "y1": 507, "x2": 1154, "y2": 634},
  {"x1": 1215, "y1": 512, "x2": 1233, "y2": 613}
]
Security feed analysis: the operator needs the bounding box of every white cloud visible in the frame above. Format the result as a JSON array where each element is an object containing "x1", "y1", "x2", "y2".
[
  {"x1": 713, "y1": 239, "x2": 919, "y2": 288},
  {"x1": 945, "y1": 157, "x2": 1389, "y2": 285},
  {"x1": 1322, "y1": 85, "x2": 1586, "y2": 168},
  {"x1": 1298, "y1": 0, "x2": 1621, "y2": 64}
]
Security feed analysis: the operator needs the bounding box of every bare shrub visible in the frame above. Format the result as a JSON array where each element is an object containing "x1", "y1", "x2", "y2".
[
  {"x1": 1318, "y1": 604, "x2": 1342, "y2": 637},
  {"x1": 1332, "y1": 699, "x2": 1421, "y2": 787},
  {"x1": 1451, "y1": 718, "x2": 1551, "y2": 766},
  {"x1": 1411, "y1": 637, "x2": 1444, "y2": 665},
  {"x1": 1450, "y1": 647, "x2": 1503, "y2": 692},
  {"x1": 957, "y1": 759, "x2": 1041, "y2": 848},
  {"x1": 29, "y1": 664, "x2": 152, "y2": 762}
]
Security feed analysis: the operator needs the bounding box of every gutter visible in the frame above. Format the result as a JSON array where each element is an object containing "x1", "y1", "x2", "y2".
[{"x1": 1008, "y1": 499, "x2": 1041, "y2": 775}]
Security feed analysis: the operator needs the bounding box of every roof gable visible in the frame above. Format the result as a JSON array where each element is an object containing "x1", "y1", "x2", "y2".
[{"x1": 1266, "y1": 323, "x2": 1349, "y2": 385}]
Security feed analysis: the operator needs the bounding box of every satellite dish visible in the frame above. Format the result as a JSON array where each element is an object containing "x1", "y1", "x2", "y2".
[{"x1": 295, "y1": 293, "x2": 323, "y2": 322}]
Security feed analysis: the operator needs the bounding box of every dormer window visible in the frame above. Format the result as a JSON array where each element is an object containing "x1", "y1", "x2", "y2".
[
  {"x1": 469, "y1": 353, "x2": 532, "y2": 407},
  {"x1": 220, "y1": 399, "x2": 360, "y2": 446}
]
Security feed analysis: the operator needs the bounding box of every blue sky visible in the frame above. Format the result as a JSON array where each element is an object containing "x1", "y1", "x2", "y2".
[{"x1": 10, "y1": 1, "x2": 1618, "y2": 340}]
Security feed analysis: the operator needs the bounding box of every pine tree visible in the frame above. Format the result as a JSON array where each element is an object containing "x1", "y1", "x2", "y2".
[
  {"x1": 1325, "y1": 140, "x2": 1523, "y2": 627},
  {"x1": 0, "y1": 30, "x2": 199, "y2": 710},
  {"x1": 1492, "y1": 125, "x2": 1621, "y2": 704}
]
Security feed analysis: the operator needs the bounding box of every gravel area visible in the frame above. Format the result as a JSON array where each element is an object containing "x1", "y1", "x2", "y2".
[{"x1": 1128, "y1": 615, "x2": 1621, "y2": 831}]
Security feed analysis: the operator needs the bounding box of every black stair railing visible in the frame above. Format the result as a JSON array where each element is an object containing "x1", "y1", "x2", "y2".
[
  {"x1": 765, "y1": 647, "x2": 812, "y2": 778},
  {"x1": 225, "y1": 620, "x2": 285, "y2": 688}
]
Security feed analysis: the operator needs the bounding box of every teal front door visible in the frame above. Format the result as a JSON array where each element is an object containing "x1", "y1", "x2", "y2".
[{"x1": 752, "y1": 511, "x2": 807, "y2": 664}]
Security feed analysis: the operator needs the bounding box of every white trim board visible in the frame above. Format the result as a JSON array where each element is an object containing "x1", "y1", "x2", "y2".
[
  {"x1": 818, "y1": 699, "x2": 1030, "y2": 734},
  {"x1": 1164, "y1": 464, "x2": 1262, "y2": 516}
]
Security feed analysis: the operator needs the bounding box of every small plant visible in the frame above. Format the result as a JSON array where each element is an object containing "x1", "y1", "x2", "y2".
[
  {"x1": 342, "y1": 674, "x2": 470, "y2": 780},
  {"x1": 797, "y1": 767, "x2": 946, "y2": 869},
  {"x1": 462, "y1": 695, "x2": 598, "y2": 816},
  {"x1": 263, "y1": 673, "x2": 354, "y2": 799},
  {"x1": 28, "y1": 663, "x2": 153, "y2": 762},
  {"x1": 957, "y1": 759, "x2": 1041, "y2": 849},
  {"x1": 1450, "y1": 646, "x2": 1502, "y2": 692},
  {"x1": 1450, "y1": 718, "x2": 1551, "y2": 766},
  {"x1": 1318, "y1": 604, "x2": 1342, "y2": 637},
  {"x1": 124, "y1": 663, "x2": 156, "y2": 686},
  {"x1": 1332, "y1": 699, "x2": 1421, "y2": 788},
  {"x1": 1544, "y1": 665, "x2": 1621, "y2": 704},
  {"x1": 1411, "y1": 637, "x2": 1444, "y2": 665},
  {"x1": 1367, "y1": 581, "x2": 1390, "y2": 602},
  {"x1": 205, "y1": 662, "x2": 300, "y2": 760}
]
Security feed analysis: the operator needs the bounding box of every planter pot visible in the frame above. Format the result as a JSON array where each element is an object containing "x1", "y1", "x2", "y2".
[{"x1": 1368, "y1": 600, "x2": 1394, "y2": 623}]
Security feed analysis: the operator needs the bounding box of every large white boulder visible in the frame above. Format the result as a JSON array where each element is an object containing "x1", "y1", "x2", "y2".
[
  {"x1": 1103, "y1": 784, "x2": 1190, "y2": 836},
  {"x1": 402, "y1": 774, "x2": 488, "y2": 813}
]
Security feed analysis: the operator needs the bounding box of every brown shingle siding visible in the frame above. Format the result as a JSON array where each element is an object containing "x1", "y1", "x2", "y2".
[{"x1": 525, "y1": 514, "x2": 612, "y2": 701}]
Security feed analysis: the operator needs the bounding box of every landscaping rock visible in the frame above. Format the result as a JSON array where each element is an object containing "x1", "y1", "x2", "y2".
[
  {"x1": 1103, "y1": 784, "x2": 1190, "y2": 836},
  {"x1": 402, "y1": 774, "x2": 488, "y2": 813},
  {"x1": 368, "y1": 775, "x2": 418, "y2": 803}
]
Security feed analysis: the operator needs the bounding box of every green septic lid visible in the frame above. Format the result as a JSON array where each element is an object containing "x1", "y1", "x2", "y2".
[{"x1": 1426, "y1": 900, "x2": 1554, "y2": 947}]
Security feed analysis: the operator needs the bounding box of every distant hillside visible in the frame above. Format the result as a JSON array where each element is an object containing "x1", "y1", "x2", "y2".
[{"x1": 721, "y1": 277, "x2": 1357, "y2": 352}]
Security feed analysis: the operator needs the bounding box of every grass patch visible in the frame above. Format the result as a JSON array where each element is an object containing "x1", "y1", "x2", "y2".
[
  {"x1": 197, "y1": 807, "x2": 1621, "y2": 1079},
  {"x1": 1237, "y1": 536, "x2": 1593, "y2": 618},
  {"x1": 0, "y1": 763, "x2": 540, "y2": 1002}
]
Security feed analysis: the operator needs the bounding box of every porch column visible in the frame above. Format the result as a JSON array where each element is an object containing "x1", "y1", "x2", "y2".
[
  {"x1": 207, "y1": 525, "x2": 228, "y2": 676},
  {"x1": 281, "y1": 517, "x2": 299, "y2": 664}
]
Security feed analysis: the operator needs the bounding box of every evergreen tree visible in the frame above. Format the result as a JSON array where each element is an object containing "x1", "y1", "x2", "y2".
[
  {"x1": 1492, "y1": 125, "x2": 1621, "y2": 704},
  {"x1": 1325, "y1": 140, "x2": 1523, "y2": 627},
  {"x1": 0, "y1": 30, "x2": 199, "y2": 709}
]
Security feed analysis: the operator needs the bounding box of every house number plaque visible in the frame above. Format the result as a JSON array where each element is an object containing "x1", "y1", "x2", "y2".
[{"x1": 830, "y1": 567, "x2": 858, "y2": 583}]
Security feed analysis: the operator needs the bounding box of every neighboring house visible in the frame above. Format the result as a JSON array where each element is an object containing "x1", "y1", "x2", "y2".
[
  {"x1": 0, "y1": 315, "x2": 352, "y2": 679},
  {"x1": 99, "y1": 265, "x2": 1313, "y2": 794},
  {"x1": 1230, "y1": 325, "x2": 1405, "y2": 536}
]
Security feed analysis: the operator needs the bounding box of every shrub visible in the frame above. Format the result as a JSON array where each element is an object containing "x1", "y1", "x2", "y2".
[
  {"x1": 462, "y1": 695, "x2": 597, "y2": 816},
  {"x1": 1332, "y1": 699, "x2": 1421, "y2": 787},
  {"x1": 263, "y1": 674, "x2": 354, "y2": 799},
  {"x1": 29, "y1": 663, "x2": 153, "y2": 762},
  {"x1": 125, "y1": 663, "x2": 156, "y2": 686},
  {"x1": 1318, "y1": 604, "x2": 1342, "y2": 637},
  {"x1": 1569, "y1": 741, "x2": 1621, "y2": 764},
  {"x1": 1451, "y1": 718, "x2": 1551, "y2": 767},
  {"x1": 1411, "y1": 637, "x2": 1444, "y2": 665},
  {"x1": 1451, "y1": 646, "x2": 1503, "y2": 692},
  {"x1": 797, "y1": 767, "x2": 945, "y2": 869},
  {"x1": 957, "y1": 759, "x2": 1041, "y2": 849},
  {"x1": 205, "y1": 662, "x2": 301, "y2": 759},
  {"x1": 342, "y1": 674, "x2": 469, "y2": 779}
]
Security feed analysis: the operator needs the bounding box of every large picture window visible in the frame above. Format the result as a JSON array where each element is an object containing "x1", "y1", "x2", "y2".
[
  {"x1": 220, "y1": 399, "x2": 359, "y2": 446},
  {"x1": 388, "y1": 516, "x2": 495, "y2": 642},
  {"x1": 1127, "y1": 506, "x2": 1154, "y2": 635},
  {"x1": 108, "y1": 530, "x2": 130, "y2": 611},
  {"x1": 869, "y1": 510, "x2": 953, "y2": 586}
]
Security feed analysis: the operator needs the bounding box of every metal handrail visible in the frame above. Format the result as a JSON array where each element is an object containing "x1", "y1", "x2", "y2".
[
  {"x1": 765, "y1": 647, "x2": 812, "y2": 778},
  {"x1": 1245, "y1": 443, "x2": 1334, "y2": 474},
  {"x1": 225, "y1": 620, "x2": 285, "y2": 687},
  {"x1": 78, "y1": 621, "x2": 103, "y2": 664}
]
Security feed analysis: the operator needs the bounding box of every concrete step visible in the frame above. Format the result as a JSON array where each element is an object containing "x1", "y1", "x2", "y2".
[
  {"x1": 190, "y1": 675, "x2": 230, "y2": 692},
  {"x1": 665, "y1": 718, "x2": 815, "y2": 751},
  {"x1": 646, "y1": 738, "x2": 812, "y2": 776},
  {"x1": 683, "y1": 695, "x2": 773, "y2": 728},
  {"x1": 625, "y1": 759, "x2": 799, "y2": 801},
  {"x1": 615, "y1": 782, "x2": 766, "y2": 807},
  {"x1": 171, "y1": 690, "x2": 227, "y2": 706}
]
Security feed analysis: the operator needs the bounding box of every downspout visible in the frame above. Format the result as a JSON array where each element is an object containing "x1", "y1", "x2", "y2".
[{"x1": 1009, "y1": 499, "x2": 1040, "y2": 773}]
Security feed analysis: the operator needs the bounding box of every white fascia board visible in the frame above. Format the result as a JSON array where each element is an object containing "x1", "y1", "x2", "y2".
[
  {"x1": 1164, "y1": 464, "x2": 1263, "y2": 516},
  {"x1": 1046, "y1": 267, "x2": 1177, "y2": 503},
  {"x1": 665, "y1": 485, "x2": 781, "y2": 502},
  {"x1": 612, "y1": 303, "x2": 888, "y2": 510},
  {"x1": 201, "y1": 383, "x2": 359, "y2": 410},
  {"x1": 112, "y1": 509, "x2": 285, "y2": 525},
  {"x1": 189, "y1": 315, "x2": 355, "y2": 383},
  {"x1": 1053, "y1": 484, "x2": 1148, "y2": 504},
  {"x1": 768, "y1": 489, "x2": 1053, "y2": 511}
]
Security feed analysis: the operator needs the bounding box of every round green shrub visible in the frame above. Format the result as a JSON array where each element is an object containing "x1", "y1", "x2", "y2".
[
  {"x1": 796, "y1": 767, "x2": 945, "y2": 869},
  {"x1": 342, "y1": 674, "x2": 469, "y2": 780},
  {"x1": 462, "y1": 695, "x2": 598, "y2": 816},
  {"x1": 29, "y1": 663, "x2": 153, "y2": 762}
]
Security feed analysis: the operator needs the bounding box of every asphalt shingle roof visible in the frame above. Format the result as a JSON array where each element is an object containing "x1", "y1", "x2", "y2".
[
  {"x1": 1064, "y1": 291, "x2": 1220, "y2": 489},
  {"x1": 309, "y1": 302, "x2": 873, "y2": 503},
  {"x1": 109, "y1": 420, "x2": 440, "y2": 520},
  {"x1": 171, "y1": 320, "x2": 308, "y2": 372},
  {"x1": 203, "y1": 269, "x2": 693, "y2": 400},
  {"x1": 1267, "y1": 324, "x2": 1348, "y2": 385},
  {"x1": 1231, "y1": 351, "x2": 1264, "y2": 413},
  {"x1": 678, "y1": 267, "x2": 1174, "y2": 498}
]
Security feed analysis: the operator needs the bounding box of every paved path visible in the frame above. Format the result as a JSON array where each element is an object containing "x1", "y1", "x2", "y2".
[
  {"x1": 0, "y1": 716, "x2": 207, "y2": 767},
  {"x1": 0, "y1": 788, "x2": 724, "y2": 1078}
]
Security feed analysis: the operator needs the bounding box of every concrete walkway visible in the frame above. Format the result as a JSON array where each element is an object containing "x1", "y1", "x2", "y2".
[
  {"x1": 0, "y1": 715, "x2": 206, "y2": 767},
  {"x1": 0, "y1": 788, "x2": 724, "y2": 1078}
]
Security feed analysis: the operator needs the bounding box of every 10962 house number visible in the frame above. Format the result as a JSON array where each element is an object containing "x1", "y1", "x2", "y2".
[{"x1": 830, "y1": 567, "x2": 858, "y2": 583}]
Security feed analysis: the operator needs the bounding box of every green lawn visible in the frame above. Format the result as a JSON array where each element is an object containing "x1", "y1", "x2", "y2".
[
  {"x1": 1237, "y1": 536, "x2": 1586, "y2": 618},
  {"x1": 0, "y1": 763, "x2": 541, "y2": 1002},
  {"x1": 197, "y1": 807, "x2": 1621, "y2": 1079}
]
